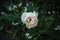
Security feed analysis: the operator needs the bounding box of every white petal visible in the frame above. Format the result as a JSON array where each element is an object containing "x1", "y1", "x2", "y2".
[{"x1": 21, "y1": 11, "x2": 38, "y2": 29}]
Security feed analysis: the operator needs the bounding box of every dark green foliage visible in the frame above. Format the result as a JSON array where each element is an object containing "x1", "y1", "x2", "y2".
[{"x1": 0, "y1": 0, "x2": 60, "y2": 40}]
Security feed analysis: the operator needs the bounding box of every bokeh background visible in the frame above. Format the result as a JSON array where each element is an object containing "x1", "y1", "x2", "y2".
[{"x1": 0, "y1": 0, "x2": 60, "y2": 40}]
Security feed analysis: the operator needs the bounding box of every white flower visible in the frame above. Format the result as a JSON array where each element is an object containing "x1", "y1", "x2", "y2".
[
  {"x1": 54, "y1": 25, "x2": 60, "y2": 30},
  {"x1": 1, "y1": 12, "x2": 5, "y2": 15},
  {"x1": 25, "y1": 33, "x2": 29, "y2": 36},
  {"x1": 18, "y1": 3, "x2": 22, "y2": 7},
  {"x1": 27, "y1": 36, "x2": 32, "y2": 39},
  {"x1": 21, "y1": 11, "x2": 38, "y2": 29},
  {"x1": 12, "y1": 22, "x2": 19, "y2": 25}
]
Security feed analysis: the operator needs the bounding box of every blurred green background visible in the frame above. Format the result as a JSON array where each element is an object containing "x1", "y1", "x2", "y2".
[{"x1": 0, "y1": 0, "x2": 60, "y2": 40}]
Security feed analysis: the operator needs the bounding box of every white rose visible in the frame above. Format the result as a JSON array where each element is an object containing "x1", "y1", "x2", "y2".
[{"x1": 21, "y1": 11, "x2": 38, "y2": 29}]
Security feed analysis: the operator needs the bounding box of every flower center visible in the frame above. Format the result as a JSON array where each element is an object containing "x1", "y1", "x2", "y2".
[{"x1": 26, "y1": 17, "x2": 31, "y2": 23}]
